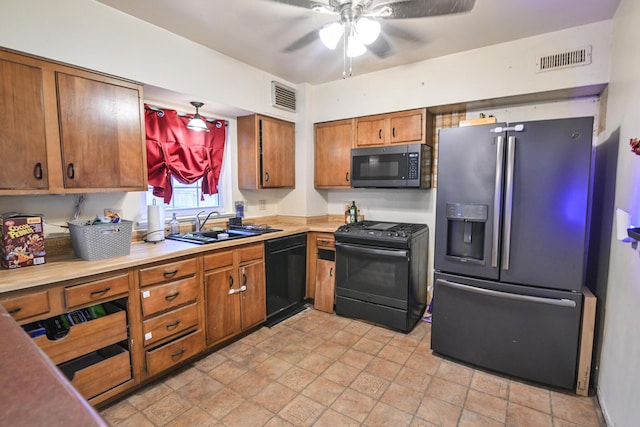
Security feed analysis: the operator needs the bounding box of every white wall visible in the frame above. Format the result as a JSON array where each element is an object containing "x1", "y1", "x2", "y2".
[{"x1": 594, "y1": 0, "x2": 640, "y2": 424}]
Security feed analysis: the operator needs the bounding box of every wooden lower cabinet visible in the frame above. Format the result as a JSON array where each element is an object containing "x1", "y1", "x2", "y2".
[
  {"x1": 145, "y1": 330, "x2": 205, "y2": 377},
  {"x1": 314, "y1": 259, "x2": 335, "y2": 313},
  {"x1": 204, "y1": 243, "x2": 266, "y2": 346},
  {"x1": 307, "y1": 232, "x2": 336, "y2": 313}
]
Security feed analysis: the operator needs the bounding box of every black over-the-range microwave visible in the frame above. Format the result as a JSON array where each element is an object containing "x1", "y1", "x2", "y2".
[{"x1": 350, "y1": 143, "x2": 432, "y2": 188}]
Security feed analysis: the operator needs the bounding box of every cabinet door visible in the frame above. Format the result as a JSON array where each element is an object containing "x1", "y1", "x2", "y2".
[
  {"x1": 261, "y1": 116, "x2": 295, "y2": 188},
  {"x1": 314, "y1": 259, "x2": 335, "y2": 313},
  {"x1": 205, "y1": 266, "x2": 241, "y2": 345},
  {"x1": 388, "y1": 110, "x2": 425, "y2": 144},
  {"x1": 315, "y1": 120, "x2": 353, "y2": 188},
  {"x1": 240, "y1": 260, "x2": 266, "y2": 330},
  {"x1": 56, "y1": 72, "x2": 146, "y2": 190},
  {"x1": 0, "y1": 56, "x2": 48, "y2": 190},
  {"x1": 355, "y1": 116, "x2": 386, "y2": 147}
]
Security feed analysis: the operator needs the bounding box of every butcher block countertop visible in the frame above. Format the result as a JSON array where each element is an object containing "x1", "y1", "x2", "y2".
[{"x1": 0, "y1": 220, "x2": 343, "y2": 294}]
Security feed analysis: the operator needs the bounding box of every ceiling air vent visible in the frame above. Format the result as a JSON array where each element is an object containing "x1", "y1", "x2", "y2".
[
  {"x1": 536, "y1": 46, "x2": 592, "y2": 73},
  {"x1": 271, "y1": 81, "x2": 296, "y2": 112}
]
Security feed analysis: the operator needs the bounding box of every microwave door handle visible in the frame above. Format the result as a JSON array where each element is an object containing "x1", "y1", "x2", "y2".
[
  {"x1": 501, "y1": 135, "x2": 516, "y2": 271},
  {"x1": 492, "y1": 135, "x2": 505, "y2": 268}
]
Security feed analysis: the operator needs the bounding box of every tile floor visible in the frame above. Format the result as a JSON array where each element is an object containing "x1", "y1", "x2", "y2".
[{"x1": 100, "y1": 308, "x2": 606, "y2": 427}]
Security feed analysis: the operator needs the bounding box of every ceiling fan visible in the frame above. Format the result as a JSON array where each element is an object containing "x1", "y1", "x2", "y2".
[{"x1": 267, "y1": 0, "x2": 476, "y2": 77}]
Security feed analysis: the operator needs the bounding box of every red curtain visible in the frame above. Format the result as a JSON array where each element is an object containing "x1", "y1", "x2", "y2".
[{"x1": 145, "y1": 106, "x2": 226, "y2": 204}]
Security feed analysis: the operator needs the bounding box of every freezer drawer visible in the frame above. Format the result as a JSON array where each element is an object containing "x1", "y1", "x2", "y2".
[{"x1": 432, "y1": 272, "x2": 582, "y2": 389}]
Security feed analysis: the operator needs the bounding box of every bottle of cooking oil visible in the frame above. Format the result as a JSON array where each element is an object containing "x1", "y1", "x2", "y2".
[{"x1": 349, "y1": 201, "x2": 358, "y2": 224}]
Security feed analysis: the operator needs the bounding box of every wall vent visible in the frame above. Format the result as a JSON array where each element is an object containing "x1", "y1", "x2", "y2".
[
  {"x1": 536, "y1": 46, "x2": 592, "y2": 73},
  {"x1": 271, "y1": 81, "x2": 296, "y2": 112}
]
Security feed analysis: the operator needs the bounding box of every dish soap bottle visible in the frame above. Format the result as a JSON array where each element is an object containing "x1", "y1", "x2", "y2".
[
  {"x1": 349, "y1": 201, "x2": 358, "y2": 224},
  {"x1": 169, "y1": 213, "x2": 180, "y2": 235}
]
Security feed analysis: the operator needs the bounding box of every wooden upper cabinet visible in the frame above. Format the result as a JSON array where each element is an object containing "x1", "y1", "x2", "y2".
[
  {"x1": 314, "y1": 119, "x2": 353, "y2": 188},
  {"x1": 0, "y1": 48, "x2": 147, "y2": 194},
  {"x1": 237, "y1": 114, "x2": 295, "y2": 189},
  {"x1": 0, "y1": 54, "x2": 49, "y2": 190},
  {"x1": 355, "y1": 108, "x2": 428, "y2": 148},
  {"x1": 57, "y1": 72, "x2": 146, "y2": 190}
]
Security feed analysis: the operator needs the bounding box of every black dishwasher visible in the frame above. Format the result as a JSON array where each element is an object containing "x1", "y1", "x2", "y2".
[{"x1": 264, "y1": 233, "x2": 307, "y2": 326}]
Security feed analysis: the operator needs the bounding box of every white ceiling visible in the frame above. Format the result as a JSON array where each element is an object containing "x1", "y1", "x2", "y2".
[{"x1": 96, "y1": 0, "x2": 620, "y2": 86}]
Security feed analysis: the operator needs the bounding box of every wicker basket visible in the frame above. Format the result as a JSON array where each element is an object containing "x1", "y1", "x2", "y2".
[{"x1": 68, "y1": 220, "x2": 133, "y2": 261}]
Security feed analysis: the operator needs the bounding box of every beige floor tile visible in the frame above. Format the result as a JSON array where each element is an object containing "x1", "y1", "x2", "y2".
[
  {"x1": 233, "y1": 346, "x2": 272, "y2": 369},
  {"x1": 470, "y1": 370, "x2": 510, "y2": 399},
  {"x1": 364, "y1": 356, "x2": 402, "y2": 381},
  {"x1": 252, "y1": 381, "x2": 298, "y2": 413},
  {"x1": 352, "y1": 336, "x2": 386, "y2": 355},
  {"x1": 254, "y1": 356, "x2": 294, "y2": 380},
  {"x1": 99, "y1": 399, "x2": 138, "y2": 425},
  {"x1": 301, "y1": 376, "x2": 346, "y2": 406},
  {"x1": 193, "y1": 351, "x2": 228, "y2": 373},
  {"x1": 228, "y1": 370, "x2": 273, "y2": 397},
  {"x1": 239, "y1": 328, "x2": 272, "y2": 346},
  {"x1": 415, "y1": 395, "x2": 462, "y2": 427},
  {"x1": 274, "y1": 343, "x2": 311, "y2": 364},
  {"x1": 331, "y1": 388, "x2": 376, "y2": 423},
  {"x1": 426, "y1": 376, "x2": 469, "y2": 407},
  {"x1": 464, "y1": 389, "x2": 508, "y2": 423},
  {"x1": 322, "y1": 360, "x2": 361, "y2": 386},
  {"x1": 113, "y1": 411, "x2": 155, "y2": 427},
  {"x1": 208, "y1": 359, "x2": 249, "y2": 385},
  {"x1": 296, "y1": 351, "x2": 334, "y2": 375},
  {"x1": 405, "y1": 350, "x2": 442, "y2": 375},
  {"x1": 313, "y1": 408, "x2": 361, "y2": 427},
  {"x1": 363, "y1": 326, "x2": 396, "y2": 344},
  {"x1": 435, "y1": 359, "x2": 475, "y2": 387},
  {"x1": 163, "y1": 365, "x2": 206, "y2": 390},
  {"x1": 278, "y1": 394, "x2": 326, "y2": 426},
  {"x1": 350, "y1": 371, "x2": 390, "y2": 399},
  {"x1": 388, "y1": 333, "x2": 421, "y2": 349},
  {"x1": 364, "y1": 401, "x2": 413, "y2": 427},
  {"x1": 381, "y1": 382, "x2": 423, "y2": 414},
  {"x1": 141, "y1": 392, "x2": 193, "y2": 426},
  {"x1": 458, "y1": 409, "x2": 504, "y2": 427},
  {"x1": 409, "y1": 416, "x2": 439, "y2": 427},
  {"x1": 331, "y1": 330, "x2": 362, "y2": 347},
  {"x1": 394, "y1": 366, "x2": 432, "y2": 393},
  {"x1": 551, "y1": 391, "x2": 604, "y2": 427},
  {"x1": 509, "y1": 380, "x2": 551, "y2": 414},
  {"x1": 506, "y1": 401, "x2": 553, "y2": 427},
  {"x1": 339, "y1": 348, "x2": 375, "y2": 370},
  {"x1": 220, "y1": 400, "x2": 274, "y2": 427},
  {"x1": 163, "y1": 406, "x2": 217, "y2": 427},
  {"x1": 126, "y1": 382, "x2": 173, "y2": 410},
  {"x1": 377, "y1": 342, "x2": 414, "y2": 365},
  {"x1": 175, "y1": 373, "x2": 225, "y2": 404},
  {"x1": 345, "y1": 320, "x2": 374, "y2": 336},
  {"x1": 260, "y1": 334, "x2": 292, "y2": 354},
  {"x1": 314, "y1": 341, "x2": 348, "y2": 360},
  {"x1": 200, "y1": 388, "x2": 245, "y2": 420},
  {"x1": 277, "y1": 366, "x2": 317, "y2": 392}
]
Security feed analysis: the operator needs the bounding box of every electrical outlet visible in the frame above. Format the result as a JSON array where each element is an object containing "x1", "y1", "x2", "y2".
[{"x1": 259, "y1": 200, "x2": 266, "y2": 210}]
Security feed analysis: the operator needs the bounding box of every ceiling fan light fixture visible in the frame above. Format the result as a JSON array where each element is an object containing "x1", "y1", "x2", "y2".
[
  {"x1": 319, "y1": 22, "x2": 344, "y2": 50},
  {"x1": 347, "y1": 30, "x2": 366, "y2": 57},
  {"x1": 355, "y1": 18, "x2": 380, "y2": 45},
  {"x1": 186, "y1": 101, "x2": 209, "y2": 132}
]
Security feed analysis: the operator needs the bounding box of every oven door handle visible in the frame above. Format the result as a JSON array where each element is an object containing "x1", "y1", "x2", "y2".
[{"x1": 335, "y1": 242, "x2": 409, "y2": 258}]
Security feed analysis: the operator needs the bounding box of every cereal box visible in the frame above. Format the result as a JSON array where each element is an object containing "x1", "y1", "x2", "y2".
[{"x1": 1, "y1": 214, "x2": 46, "y2": 269}]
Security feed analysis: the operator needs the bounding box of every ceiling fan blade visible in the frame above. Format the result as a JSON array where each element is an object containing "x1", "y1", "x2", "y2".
[
  {"x1": 282, "y1": 29, "x2": 319, "y2": 53},
  {"x1": 369, "y1": 0, "x2": 476, "y2": 19},
  {"x1": 383, "y1": 22, "x2": 422, "y2": 43},
  {"x1": 264, "y1": 0, "x2": 336, "y2": 14},
  {"x1": 368, "y1": 34, "x2": 393, "y2": 59}
]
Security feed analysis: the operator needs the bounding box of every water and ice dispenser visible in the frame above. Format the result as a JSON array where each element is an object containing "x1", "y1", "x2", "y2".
[{"x1": 445, "y1": 203, "x2": 488, "y2": 263}]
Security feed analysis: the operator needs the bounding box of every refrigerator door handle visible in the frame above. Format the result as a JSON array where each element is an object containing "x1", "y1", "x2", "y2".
[
  {"x1": 502, "y1": 135, "x2": 516, "y2": 270},
  {"x1": 436, "y1": 279, "x2": 577, "y2": 308},
  {"x1": 492, "y1": 135, "x2": 505, "y2": 268}
]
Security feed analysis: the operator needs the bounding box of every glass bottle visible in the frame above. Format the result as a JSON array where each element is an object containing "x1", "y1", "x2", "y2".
[
  {"x1": 350, "y1": 201, "x2": 358, "y2": 224},
  {"x1": 169, "y1": 213, "x2": 180, "y2": 235}
]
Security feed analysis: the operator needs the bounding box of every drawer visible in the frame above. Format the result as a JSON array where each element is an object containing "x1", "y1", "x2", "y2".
[
  {"x1": 140, "y1": 277, "x2": 198, "y2": 317},
  {"x1": 65, "y1": 274, "x2": 129, "y2": 309},
  {"x1": 33, "y1": 309, "x2": 128, "y2": 365},
  {"x1": 316, "y1": 235, "x2": 335, "y2": 249},
  {"x1": 2, "y1": 290, "x2": 50, "y2": 321},
  {"x1": 143, "y1": 302, "x2": 199, "y2": 347},
  {"x1": 203, "y1": 250, "x2": 233, "y2": 271},
  {"x1": 59, "y1": 345, "x2": 131, "y2": 400},
  {"x1": 139, "y1": 257, "x2": 197, "y2": 287},
  {"x1": 238, "y1": 243, "x2": 263, "y2": 263},
  {"x1": 146, "y1": 329, "x2": 204, "y2": 377}
]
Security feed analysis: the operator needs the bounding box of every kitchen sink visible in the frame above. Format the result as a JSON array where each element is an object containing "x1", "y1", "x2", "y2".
[{"x1": 166, "y1": 229, "x2": 258, "y2": 245}]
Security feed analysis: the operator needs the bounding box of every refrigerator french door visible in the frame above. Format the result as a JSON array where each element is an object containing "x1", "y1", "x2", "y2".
[{"x1": 432, "y1": 117, "x2": 593, "y2": 389}]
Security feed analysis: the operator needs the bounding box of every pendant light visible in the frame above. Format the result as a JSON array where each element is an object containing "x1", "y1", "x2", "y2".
[{"x1": 186, "y1": 101, "x2": 209, "y2": 132}]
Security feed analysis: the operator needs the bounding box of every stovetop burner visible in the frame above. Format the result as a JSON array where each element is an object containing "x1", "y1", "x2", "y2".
[{"x1": 335, "y1": 220, "x2": 428, "y2": 248}]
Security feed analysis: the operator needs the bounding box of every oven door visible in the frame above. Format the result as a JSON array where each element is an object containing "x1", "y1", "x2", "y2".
[{"x1": 335, "y1": 241, "x2": 410, "y2": 309}]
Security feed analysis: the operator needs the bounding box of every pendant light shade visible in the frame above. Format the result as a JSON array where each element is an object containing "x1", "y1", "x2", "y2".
[
  {"x1": 319, "y1": 22, "x2": 344, "y2": 50},
  {"x1": 187, "y1": 101, "x2": 209, "y2": 132},
  {"x1": 355, "y1": 18, "x2": 381, "y2": 45},
  {"x1": 346, "y1": 28, "x2": 366, "y2": 57}
]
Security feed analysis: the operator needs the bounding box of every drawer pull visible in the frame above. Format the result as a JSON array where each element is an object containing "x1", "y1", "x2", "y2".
[
  {"x1": 163, "y1": 269, "x2": 179, "y2": 278},
  {"x1": 171, "y1": 348, "x2": 186, "y2": 359},
  {"x1": 242, "y1": 273, "x2": 247, "y2": 286},
  {"x1": 165, "y1": 292, "x2": 180, "y2": 301},
  {"x1": 8, "y1": 307, "x2": 22, "y2": 315},
  {"x1": 165, "y1": 320, "x2": 181, "y2": 329},
  {"x1": 229, "y1": 275, "x2": 234, "y2": 287},
  {"x1": 330, "y1": 267, "x2": 333, "y2": 277},
  {"x1": 90, "y1": 287, "x2": 111, "y2": 297}
]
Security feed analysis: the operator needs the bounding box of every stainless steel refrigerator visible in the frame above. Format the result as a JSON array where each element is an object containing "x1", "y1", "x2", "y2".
[{"x1": 432, "y1": 117, "x2": 593, "y2": 389}]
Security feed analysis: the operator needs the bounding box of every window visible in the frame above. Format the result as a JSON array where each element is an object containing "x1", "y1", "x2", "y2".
[{"x1": 146, "y1": 177, "x2": 220, "y2": 211}]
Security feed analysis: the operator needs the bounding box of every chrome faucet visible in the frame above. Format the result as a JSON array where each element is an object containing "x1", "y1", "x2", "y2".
[{"x1": 195, "y1": 210, "x2": 220, "y2": 232}]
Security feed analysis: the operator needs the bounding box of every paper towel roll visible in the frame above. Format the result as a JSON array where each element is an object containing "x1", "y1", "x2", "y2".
[{"x1": 147, "y1": 204, "x2": 165, "y2": 242}]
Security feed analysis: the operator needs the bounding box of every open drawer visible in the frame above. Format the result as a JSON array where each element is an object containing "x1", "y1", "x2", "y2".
[
  {"x1": 146, "y1": 329, "x2": 204, "y2": 377},
  {"x1": 33, "y1": 306, "x2": 128, "y2": 365},
  {"x1": 59, "y1": 344, "x2": 131, "y2": 400}
]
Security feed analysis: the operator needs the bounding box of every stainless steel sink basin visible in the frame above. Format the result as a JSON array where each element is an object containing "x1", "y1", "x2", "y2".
[{"x1": 166, "y1": 229, "x2": 258, "y2": 245}]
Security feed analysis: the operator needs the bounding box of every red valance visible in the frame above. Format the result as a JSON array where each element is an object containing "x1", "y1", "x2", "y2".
[{"x1": 145, "y1": 106, "x2": 226, "y2": 204}]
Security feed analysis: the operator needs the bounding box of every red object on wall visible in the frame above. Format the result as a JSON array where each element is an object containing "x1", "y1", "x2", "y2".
[{"x1": 145, "y1": 106, "x2": 226, "y2": 204}]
